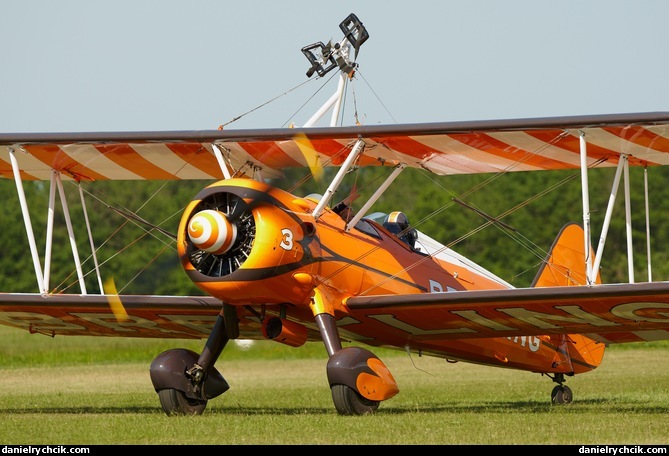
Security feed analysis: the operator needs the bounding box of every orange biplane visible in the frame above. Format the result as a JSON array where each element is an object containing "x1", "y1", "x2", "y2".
[{"x1": 2, "y1": 14, "x2": 669, "y2": 416}]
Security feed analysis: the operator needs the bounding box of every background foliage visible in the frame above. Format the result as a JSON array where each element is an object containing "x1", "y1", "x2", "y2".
[{"x1": 2, "y1": 163, "x2": 669, "y2": 295}]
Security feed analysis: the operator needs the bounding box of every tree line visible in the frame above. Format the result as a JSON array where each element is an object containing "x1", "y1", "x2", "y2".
[{"x1": 2, "y1": 163, "x2": 668, "y2": 295}]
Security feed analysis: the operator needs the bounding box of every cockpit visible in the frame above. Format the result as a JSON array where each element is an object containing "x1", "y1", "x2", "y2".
[
  {"x1": 365, "y1": 211, "x2": 418, "y2": 250},
  {"x1": 305, "y1": 194, "x2": 419, "y2": 251},
  {"x1": 382, "y1": 211, "x2": 418, "y2": 249}
]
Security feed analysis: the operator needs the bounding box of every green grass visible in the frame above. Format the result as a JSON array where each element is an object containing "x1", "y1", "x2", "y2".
[{"x1": 1, "y1": 325, "x2": 668, "y2": 445}]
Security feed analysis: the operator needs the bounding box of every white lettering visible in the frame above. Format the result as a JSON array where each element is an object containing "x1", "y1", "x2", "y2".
[
  {"x1": 505, "y1": 335, "x2": 541, "y2": 352},
  {"x1": 500, "y1": 306, "x2": 619, "y2": 330},
  {"x1": 429, "y1": 279, "x2": 457, "y2": 293},
  {"x1": 451, "y1": 310, "x2": 516, "y2": 331},
  {"x1": 160, "y1": 314, "x2": 218, "y2": 333},
  {"x1": 611, "y1": 302, "x2": 669, "y2": 323},
  {"x1": 429, "y1": 280, "x2": 443, "y2": 293},
  {"x1": 71, "y1": 312, "x2": 196, "y2": 335},
  {"x1": 280, "y1": 228, "x2": 293, "y2": 250},
  {"x1": 0, "y1": 312, "x2": 85, "y2": 332},
  {"x1": 369, "y1": 314, "x2": 476, "y2": 335}
]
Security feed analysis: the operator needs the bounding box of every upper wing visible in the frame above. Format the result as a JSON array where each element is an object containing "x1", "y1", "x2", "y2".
[
  {"x1": 2, "y1": 112, "x2": 669, "y2": 181},
  {"x1": 345, "y1": 281, "x2": 669, "y2": 345}
]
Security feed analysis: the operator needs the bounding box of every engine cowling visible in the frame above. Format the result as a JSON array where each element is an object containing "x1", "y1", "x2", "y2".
[{"x1": 177, "y1": 178, "x2": 321, "y2": 306}]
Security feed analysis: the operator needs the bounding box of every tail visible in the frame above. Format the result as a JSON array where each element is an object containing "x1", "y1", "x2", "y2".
[
  {"x1": 531, "y1": 222, "x2": 601, "y2": 287},
  {"x1": 532, "y1": 222, "x2": 606, "y2": 374}
]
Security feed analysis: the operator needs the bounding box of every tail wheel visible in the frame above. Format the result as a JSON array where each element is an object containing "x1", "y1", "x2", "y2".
[
  {"x1": 551, "y1": 385, "x2": 573, "y2": 405},
  {"x1": 187, "y1": 192, "x2": 255, "y2": 278},
  {"x1": 331, "y1": 384, "x2": 379, "y2": 415},
  {"x1": 158, "y1": 388, "x2": 207, "y2": 416}
]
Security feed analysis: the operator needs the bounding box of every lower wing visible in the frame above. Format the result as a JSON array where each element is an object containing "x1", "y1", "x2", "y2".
[
  {"x1": 345, "y1": 282, "x2": 669, "y2": 345},
  {"x1": 0, "y1": 293, "x2": 261, "y2": 339},
  {"x1": 3, "y1": 281, "x2": 669, "y2": 347}
]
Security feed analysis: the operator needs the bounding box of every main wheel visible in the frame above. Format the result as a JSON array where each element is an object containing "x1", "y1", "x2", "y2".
[
  {"x1": 551, "y1": 385, "x2": 573, "y2": 405},
  {"x1": 158, "y1": 388, "x2": 208, "y2": 416},
  {"x1": 331, "y1": 384, "x2": 379, "y2": 415}
]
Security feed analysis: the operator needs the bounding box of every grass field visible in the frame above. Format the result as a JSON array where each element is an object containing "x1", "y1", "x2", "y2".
[{"x1": 1, "y1": 325, "x2": 668, "y2": 445}]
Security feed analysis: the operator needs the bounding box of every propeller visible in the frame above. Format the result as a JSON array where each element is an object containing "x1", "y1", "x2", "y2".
[
  {"x1": 186, "y1": 191, "x2": 255, "y2": 278},
  {"x1": 294, "y1": 133, "x2": 324, "y2": 181},
  {"x1": 103, "y1": 277, "x2": 129, "y2": 322}
]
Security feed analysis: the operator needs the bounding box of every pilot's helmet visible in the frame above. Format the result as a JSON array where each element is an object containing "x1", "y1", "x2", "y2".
[
  {"x1": 384, "y1": 211, "x2": 418, "y2": 248},
  {"x1": 386, "y1": 211, "x2": 410, "y2": 230}
]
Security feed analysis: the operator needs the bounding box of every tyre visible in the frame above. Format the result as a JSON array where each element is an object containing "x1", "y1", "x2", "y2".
[
  {"x1": 158, "y1": 388, "x2": 207, "y2": 416},
  {"x1": 551, "y1": 385, "x2": 573, "y2": 405},
  {"x1": 331, "y1": 384, "x2": 379, "y2": 415}
]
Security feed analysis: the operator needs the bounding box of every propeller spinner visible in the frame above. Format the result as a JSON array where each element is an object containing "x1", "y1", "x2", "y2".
[{"x1": 187, "y1": 209, "x2": 238, "y2": 255}]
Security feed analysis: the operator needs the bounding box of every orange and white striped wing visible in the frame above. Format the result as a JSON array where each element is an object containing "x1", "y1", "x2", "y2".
[{"x1": 1, "y1": 112, "x2": 669, "y2": 181}]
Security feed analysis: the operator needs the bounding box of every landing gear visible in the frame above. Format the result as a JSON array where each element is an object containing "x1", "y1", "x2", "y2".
[
  {"x1": 222, "y1": 303, "x2": 240, "y2": 339},
  {"x1": 546, "y1": 372, "x2": 573, "y2": 405},
  {"x1": 331, "y1": 384, "x2": 379, "y2": 415},
  {"x1": 158, "y1": 388, "x2": 207, "y2": 416},
  {"x1": 551, "y1": 385, "x2": 573, "y2": 405},
  {"x1": 150, "y1": 313, "x2": 232, "y2": 416},
  {"x1": 315, "y1": 312, "x2": 398, "y2": 416}
]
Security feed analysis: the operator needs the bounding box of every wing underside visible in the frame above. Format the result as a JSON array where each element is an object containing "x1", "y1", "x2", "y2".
[{"x1": 2, "y1": 112, "x2": 669, "y2": 181}]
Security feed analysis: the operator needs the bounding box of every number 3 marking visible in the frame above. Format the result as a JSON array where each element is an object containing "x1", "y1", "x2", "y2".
[{"x1": 280, "y1": 228, "x2": 293, "y2": 250}]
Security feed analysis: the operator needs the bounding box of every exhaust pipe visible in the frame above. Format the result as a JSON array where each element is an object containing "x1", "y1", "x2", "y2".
[{"x1": 262, "y1": 317, "x2": 308, "y2": 347}]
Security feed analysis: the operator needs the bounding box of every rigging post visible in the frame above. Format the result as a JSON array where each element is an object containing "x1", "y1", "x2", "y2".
[{"x1": 301, "y1": 13, "x2": 368, "y2": 127}]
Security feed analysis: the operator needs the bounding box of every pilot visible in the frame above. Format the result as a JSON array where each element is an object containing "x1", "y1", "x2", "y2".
[
  {"x1": 333, "y1": 200, "x2": 355, "y2": 222},
  {"x1": 383, "y1": 211, "x2": 418, "y2": 249}
]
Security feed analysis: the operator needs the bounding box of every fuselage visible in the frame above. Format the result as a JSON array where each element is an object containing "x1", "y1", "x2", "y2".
[{"x1": 177, "y1": 178, "x2": 604, "y2": 375}]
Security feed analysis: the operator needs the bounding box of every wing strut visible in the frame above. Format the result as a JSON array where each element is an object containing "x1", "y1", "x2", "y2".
[
  {"x1": 312, "y1": 139, "x2": 365, "y2": 219},
  {"x1": 590, "y1": 155, "x2": 625, "y2": 283},
  {"x1": 345, "y1": 163, "x2": 407, "y2": 232},
  {"x1": 9, "y1": 147, "x2": 101, "y2": 295},
  {"x1": 9, "y1": 147, "x2": 46, "y2": 294},
  {"x1": 644, "y1": 167, "x2": 652, "y2": 282},
  {"x1": 579, "y1": 132, "x2": 594, "y2": 285},
  {"x1": 211, "y1": 143, "x2": 233, "y2": 179},
  {"x1": 52, "y1": 171, "x2": 88, "y2": 294},
  {"x1": 581, "y1": 132, "x2": 647, "y2": 285},
  {"x1": 78, "y1": 183, "x2": 104, "y2": 293},
  {"x1": 44, "y1": 171, "x2": 56, "y2": 289},
  {"x1": 622, "y1": 156, "x2": 635, "y2": 283}
]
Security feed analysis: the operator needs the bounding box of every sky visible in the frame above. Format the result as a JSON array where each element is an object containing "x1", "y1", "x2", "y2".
[{"x1": 2, "y1": 0, "x2": 669, "y2": 133}]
